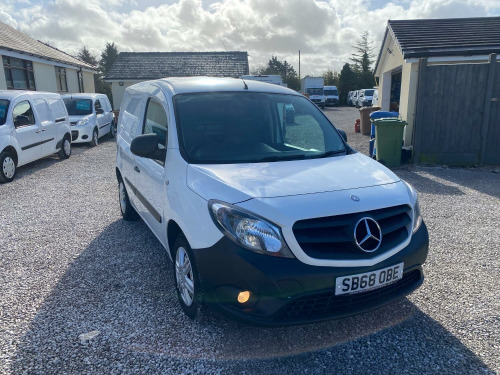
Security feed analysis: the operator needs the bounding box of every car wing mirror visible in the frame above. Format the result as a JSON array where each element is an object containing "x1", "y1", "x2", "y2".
[
  {"x1": 131, "y1": 133, "x2": 166, "y2": 161},
  {"x1": 14, "y1": 115, "x2": 30, "y2": 127},
  {"x1": 337, "y1": 129, "x2": 347, "y2": 142}
]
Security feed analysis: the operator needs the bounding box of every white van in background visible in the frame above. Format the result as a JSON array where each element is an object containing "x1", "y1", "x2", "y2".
[
  {"x1": 0, "y1": 90, "x2": 71, "y2": 183},
  {"x1": 62, "y1": 93, "x2": 115, "y2": 147},
  {"x1": 324, "y1": 86, "x2": 339, "y2": 106}
]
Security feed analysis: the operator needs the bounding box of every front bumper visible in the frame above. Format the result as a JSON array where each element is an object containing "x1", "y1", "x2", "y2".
[
  {"x1": 70, "y1": 124, "x2": 94, "y2": 143},
  {"x1": 192, "y1": 222, "x2": 429, "y2": 326},
  {"x1": 326, "y1": 98, "x2": 339, "y2": 105}
]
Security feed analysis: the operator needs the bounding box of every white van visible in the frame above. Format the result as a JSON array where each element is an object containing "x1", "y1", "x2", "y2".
[
  {"x1": 0, "y1": 90, "x2": 71, "y2": 183},
  {"x1": 324, "y1": 86, "x2": 339, "y2": 106},
  {"x1": 357, "y1": 89, "x2": 375, "y2": 108},
  {"x1": 116, "y1": 77, "x2": 429, "y2": 325},
  {"x1": 62, "y1": 93, "x2": 115, "y2": 146}
]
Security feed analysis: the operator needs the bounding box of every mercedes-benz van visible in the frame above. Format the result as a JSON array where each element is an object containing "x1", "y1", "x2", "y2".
[{"x1": 116, "y1": 77, "x2": 429, "y2": 325}]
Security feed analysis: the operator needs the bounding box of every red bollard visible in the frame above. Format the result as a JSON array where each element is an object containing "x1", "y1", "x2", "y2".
[{"x1": 355, "y1": 119, "x2": 360, "y2": 133}]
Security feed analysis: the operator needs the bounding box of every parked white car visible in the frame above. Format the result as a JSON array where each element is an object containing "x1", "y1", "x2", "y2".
[
  {"x1": 351, "y1": 90, "x2": 359, "y2": 107},
  {"x1": 357, "y1": 89, "x2": 375, "y2": 108},
  {"x1": 62, "y1": 93, "x2": 115, "y2": 146},
  {"x1": 116, "y1": 77, "x2": 429, "y2": 325},
  {"x1": 0, "y1": 91, "x2": 71, "y2": 183}
]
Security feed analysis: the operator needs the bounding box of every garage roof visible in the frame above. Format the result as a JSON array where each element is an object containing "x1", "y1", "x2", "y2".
[
  {"x1": 389, "y1": 17, "x2": 500, "y2": 59},
  {"x1": 0, "y1": 21, "x2": 96, "y2": 70},
  {"x1": 104, "y1": 51, "x2": 249, "y2": 80}
]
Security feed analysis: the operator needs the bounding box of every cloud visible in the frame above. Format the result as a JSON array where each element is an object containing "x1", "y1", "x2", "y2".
[
  {"x1": 2, "y1": 0, "x2": 500, "y2": 76},
  {"x1": 0, "y1": 11, "x2": 17, "y2": 28}
]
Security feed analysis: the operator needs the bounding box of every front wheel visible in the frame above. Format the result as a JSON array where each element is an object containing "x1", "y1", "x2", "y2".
[
  {"x1": 58, "y1": 136, "x2": 71, "y2": 159},
  {"x1": 89, "y1": 128, "x2": 98, "y2": 147},
  {"x1": 173, "y1": 235, "x2": 206, "y2": 321},
  {"x1": 0, "y1": 151, "x2": 16, "y2": 183}
]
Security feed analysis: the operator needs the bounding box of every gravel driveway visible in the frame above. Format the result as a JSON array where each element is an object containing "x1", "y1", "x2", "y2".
[{"x1": 1, "y1": 108, "x2": 499, "y2": 374}]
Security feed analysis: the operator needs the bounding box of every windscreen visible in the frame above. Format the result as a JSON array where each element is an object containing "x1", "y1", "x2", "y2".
[
  {"x1": 324, "y1": 90, "x2": 338, "y2": 96},
  {"x1": 0, "y1": 99, "x2": 9, "y2": 125},
  {"x1": 364, "y1": 89, "x2": 375, "y2": 96},
  {"x1": 173, "y1": 92, "x2": 346, "y2": 164},
  {"x1": 63, "y1": 99, "x2": 92, "y2": 116},
  {"x1": 306, "y1": 88, "x2": 323, "y2": 96}
]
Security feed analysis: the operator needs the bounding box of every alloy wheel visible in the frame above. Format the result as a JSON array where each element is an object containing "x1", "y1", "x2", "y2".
[{"x1": 175, "y1": 247, "x2": 195, "y2": 307}]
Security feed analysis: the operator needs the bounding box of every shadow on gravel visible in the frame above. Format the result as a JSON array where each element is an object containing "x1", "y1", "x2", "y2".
[
  {"x1": 396, "y1": 169, "x2": 465, "y2": 196},
  {"x1": 11, "y1": 220, "x2": 493, "y2": 373},
  {"x1": 421, "y1": 167, "x2": 500, "y2": 199}
]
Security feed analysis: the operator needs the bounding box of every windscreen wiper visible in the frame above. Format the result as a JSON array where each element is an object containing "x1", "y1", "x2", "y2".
[
  {"x1": 258, "y1": 154, "x2": 307, "y2": 162},
  {"x1": 314, "y1": 149, "x2": 347, "y2": 158}
]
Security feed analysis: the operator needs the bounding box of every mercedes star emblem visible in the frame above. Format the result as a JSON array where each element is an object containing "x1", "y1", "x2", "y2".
[{"x1": 354, "y1": 217, "x2": 382, "y2": 253}]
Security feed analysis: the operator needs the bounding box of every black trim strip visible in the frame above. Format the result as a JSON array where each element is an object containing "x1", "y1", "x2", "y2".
[
  {"x1": 124, "y1": 177, "x2": 162, "y2": 223},
  {"x1": 21, "y1": 138, "x2": 55, "y2": 151},
  {"x1": 99, "y1": 122, "x2": 111, "y2": 129},
  {"x1": 55, "y1": 118, "x2": 66, "y2": 123}
]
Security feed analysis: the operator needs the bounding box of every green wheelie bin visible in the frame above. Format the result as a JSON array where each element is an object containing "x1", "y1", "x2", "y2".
[{"x1": 372, "y1": 118, "x2": 407, "y2": 167}]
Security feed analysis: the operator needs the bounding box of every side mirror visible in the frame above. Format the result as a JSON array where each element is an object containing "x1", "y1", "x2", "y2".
[
  {"x1": 131, "y1": 133, "x2": 166, "y2": 161},
  {"x1": 338, "y1": 129, "x2": 347, "y2": 142},
  {"x1": 96, "y1": 108, "x2": 104, "y2": 115},
  {"x1": 14, "y1": 115, "x2": 30, "y2": 127}
]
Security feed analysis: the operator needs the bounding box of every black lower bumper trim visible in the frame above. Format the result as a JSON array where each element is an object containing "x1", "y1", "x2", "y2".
[{"x1": 192, "y1": 222, "x2": 429, "y2": 326}]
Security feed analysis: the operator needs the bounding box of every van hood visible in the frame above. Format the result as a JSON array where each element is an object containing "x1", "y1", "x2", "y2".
[
  {"x1": 187, "y1": 153, "x2": 400, "y2": 203},
  {"x1": 69, "y1": 114, "x2": 94, "y2": 123}
]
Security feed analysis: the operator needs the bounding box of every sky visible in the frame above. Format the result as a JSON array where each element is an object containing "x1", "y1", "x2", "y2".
[{"x1": 1, "y1": 0, "x2": 499, "y2": 76}]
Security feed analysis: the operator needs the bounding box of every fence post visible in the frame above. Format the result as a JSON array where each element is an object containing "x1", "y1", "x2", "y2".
[
  {"x1": 412, "y1": 58, "x2": 427, "y2": 164},
  {"x1": 480, "y1": 53, "x2": 496, "y2": 165}
]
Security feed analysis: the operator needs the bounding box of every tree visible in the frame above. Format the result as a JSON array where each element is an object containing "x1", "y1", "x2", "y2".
[
  {"x1": 257, "y1": 56, "x2": 300, "y2": 91},
  {"x1": 99, "y1": 42, "x2": 119, "y2": 75},
  {"x1": 338, "y1": 63, "x2": 357, "y2": 105},
  {"x1": 77, "y1": 46, "x2": 98, "y2": 67},
  {"x1": 350, "y1": 31, "x2": 375, "y2": 73},
  {"x1": 323, "y1": 69, "x2": 340, "y2": 86}
]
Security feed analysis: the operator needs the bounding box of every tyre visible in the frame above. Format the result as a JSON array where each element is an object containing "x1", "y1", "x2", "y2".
[
  {"x1": 58, "y1": 135, "x2": 71, "y2": 159},
  {"x1": 109, "y1": 120, "x2": 116, "y2": 139},
  {"x1": 0, "y1": 151, "x2": 16, "y2": 183},
  {"x1": 118, "y1": 178, "x2": 138, "y2": 221},
  {"x1": 173, "y1": 235, "x2": 206, "y2": 321},
  {"x1": 89, "y1": 128, "x2": 98, "y2": 147}
]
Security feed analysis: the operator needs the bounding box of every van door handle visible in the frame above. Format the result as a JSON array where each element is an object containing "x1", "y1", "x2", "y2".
[
  {"x1": 36, "y1": 130, "x2": 42, "y2": 133},
  {"x1": 134, "y1": 166, "x2": 140, "y2": 173},
  {"x1": 41, "y1": 128, "x2": 46, "y2": 132}
]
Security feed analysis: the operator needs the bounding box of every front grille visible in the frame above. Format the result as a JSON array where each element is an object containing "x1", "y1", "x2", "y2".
[
  {"x1": 292, "y1": 205, "x2": 412, "y2": 260},
  {"x1": 278, "y1": 269, "x2": 421, "y2": 321},
  {"x1": 71, "y1": 130, "x2": 79, "y2": 141}
]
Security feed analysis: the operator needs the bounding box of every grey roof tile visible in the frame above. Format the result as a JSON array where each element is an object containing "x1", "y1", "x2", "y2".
[
  {"x1": 0, "y1": 21, "x2": 96, "y2": 70},
  {"x1": 388, "y1": 17, "x2": 500, "y2": 59},
  {"x1": 104, "y1": 51, "x2": 249, "y2": 80}
]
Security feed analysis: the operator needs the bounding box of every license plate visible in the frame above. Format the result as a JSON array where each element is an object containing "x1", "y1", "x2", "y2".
[{"x1": 335, "y1": 263, "x2": 404, "y2": 296}]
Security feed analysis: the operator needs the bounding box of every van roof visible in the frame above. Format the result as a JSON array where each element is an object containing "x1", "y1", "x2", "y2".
[
  {"x1": 0, "y1": 90, "x2": 62, "y2": 101},
  {"x1": 131, "y1": 76, "x2": 300, "y2": 96}
]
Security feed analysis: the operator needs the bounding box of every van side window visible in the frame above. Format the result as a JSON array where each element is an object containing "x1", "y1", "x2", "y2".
[
  {"x1": 13, "y1": 101, "x2": 36, "y2": 127},
  {"x1": 143, "y1": 98, "x2": 168, "y2": 148}
]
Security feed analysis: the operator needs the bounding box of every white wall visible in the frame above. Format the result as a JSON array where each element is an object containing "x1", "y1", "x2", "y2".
[
  {"x1": 0, "y1": 58, "x2": 6, "y2": 90},
  {"x1": 111, "y1": 81, "x2": 140, "y2": 110},
  {"x1": 82, "y1": 71, "x2": 95, "y2": 93},
  {"x1": 33, "y1": 61, "x2": 58, "y2": 92},
  {"x1": 399, "y1": 62, "x2": 419, "y2": 146}
]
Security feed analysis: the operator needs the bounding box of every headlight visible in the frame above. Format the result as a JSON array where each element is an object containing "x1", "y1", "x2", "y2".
[
  {"x1": 76, "y1": 117, "x2": 90, "y2": 126},
  {"x1": 402, "y1": 181, "x2": 423, "y2": 233},
  {"x1": 208, "y1": 200, "x2": 294, "y2": 258}
]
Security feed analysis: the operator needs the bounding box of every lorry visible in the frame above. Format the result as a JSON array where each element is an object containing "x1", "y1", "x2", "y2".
[
  {"x1": 301, "y1": 77, "x2": 325, "y2": 109},
  {"x1": 324, "y1": 85, "x2": 339, "y2": 106},
  {"x1": 240, "y1": 75, "x2": 285, "y2": 86}
]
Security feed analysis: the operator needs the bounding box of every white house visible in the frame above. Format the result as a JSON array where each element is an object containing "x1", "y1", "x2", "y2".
[{"x1": 0, "y1": 21, "x2": 96, "y2": 94}]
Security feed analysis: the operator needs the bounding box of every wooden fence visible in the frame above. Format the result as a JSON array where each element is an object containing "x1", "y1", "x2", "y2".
[{"x1": 413, "y1": 54, "x2": 500, "y2": 165}]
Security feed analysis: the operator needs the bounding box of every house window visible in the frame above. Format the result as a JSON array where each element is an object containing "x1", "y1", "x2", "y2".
[
  {"x1": 55, "y1": 67, "x2": 68, "y2": 92},
  {"x1": 2, "y1": 56, "x2": 36, "y2": 90}
]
